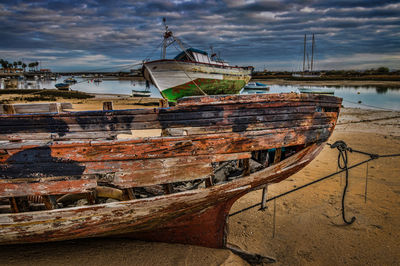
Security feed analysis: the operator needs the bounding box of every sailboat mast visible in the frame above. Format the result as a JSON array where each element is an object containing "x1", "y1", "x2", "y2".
[
  {"x1": 303, "y1": 34, "x2": 306, "y2": 72},
  {"x1": 311, "y1": 34, "x2": 315, "y2": 72}
]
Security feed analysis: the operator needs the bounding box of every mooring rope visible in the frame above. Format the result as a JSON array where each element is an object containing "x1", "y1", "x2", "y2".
[
  {"x1": 329, "y1": 141, "x2": 356, "y2": 224},
  {"x1": 229, "y1": 140, "x2": 400, "y2": 226}
]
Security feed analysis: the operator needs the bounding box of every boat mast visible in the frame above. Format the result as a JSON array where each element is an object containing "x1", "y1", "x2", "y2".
[
  {"x1": 161, "y1": 18, "x2": 194, "y2": 61},
  {"x1": 303, "y1": 34, "x2": 306, "y2": 73},
  {"x1": 311, "y1": 34, "x2": 315, "y2": 72},
  {"x1": 162, "y1": 18, "x2": 171, "y2": 59}
]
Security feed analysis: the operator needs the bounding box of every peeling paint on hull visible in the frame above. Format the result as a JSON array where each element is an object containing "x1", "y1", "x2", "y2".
[
  {"x1": 0, "y1": 93, "x2": 342, "y2": 248},
  {"x1": 143, "y1": 60, "x2": 252, "y2": 102}
]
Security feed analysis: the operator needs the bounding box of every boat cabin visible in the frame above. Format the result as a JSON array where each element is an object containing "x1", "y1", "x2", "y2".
[{"x1": 174, "y1": 48, "x2": 228, "y2": 66}]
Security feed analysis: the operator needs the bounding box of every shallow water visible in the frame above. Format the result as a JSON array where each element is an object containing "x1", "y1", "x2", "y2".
[{"x1": 1, "y1": 77, "x2": 399, "y2": 111}]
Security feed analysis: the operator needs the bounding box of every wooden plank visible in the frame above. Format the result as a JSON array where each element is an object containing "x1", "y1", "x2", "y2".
[
  {"x1": 0, "y1": 179, "x2": 97, "y2": 198},
  {"x1": 0, "y1": 105, "x2": 316, "y2": 128},
  {"x1": 113, "y1": 163, "x2": 212, "y2": 188},
  {"x1": 0, "y1": 125, "x2": 334, "y2": 166},
  {"x1": 0, "y1": 103, "x2": 72, "y2": 115},
  {"x1": 0, "y1": 98, "x2": 341, "y2": 127},
  {"x1": 0, "y1": 116, "x2": 335, "y2": 141},
  {"x1": 0, "y1": 131, "x2": 132, "y2": 141},
  {"x1": 0, "y1": 110, "x2": 337, "y2": 134},
  {"x1": 0, "y1": 153, "x2": 250, "y2": 187},
  {"x1": 177, "y1": 93, "x2": 342, "y2": 106}
]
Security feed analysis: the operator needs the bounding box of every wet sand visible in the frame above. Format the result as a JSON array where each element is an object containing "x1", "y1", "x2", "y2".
[{"x1": 0, "y1": 103, "x2": 399, "y2": 265}]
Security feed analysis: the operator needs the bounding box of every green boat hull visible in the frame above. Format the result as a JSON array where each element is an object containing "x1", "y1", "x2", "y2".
[{"x1": 161, "y1": 79, "x2": 246, "y2": 102}]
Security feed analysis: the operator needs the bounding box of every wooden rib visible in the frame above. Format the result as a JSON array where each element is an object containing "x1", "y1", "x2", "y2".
[
  {"x1": 273, "y1": 148, "x2": 282, "y2": 164},
  {"x1": 242, "y1": 159, "x2": 250, "y2": 176},
  {"x1": 205, "y1": 176, "x2": 214, "y2": 188},
  {"x1": 103, "y1": 102, "x2": 113, "y2": 111},
  {"x1": 163, "y1": 184, "x2": 173, "y2": 194},
  {"x1": 41, "y1": 196, "x2": 57, "y2": 210},
  {"x1": 124, "y1": 188, "x2": 136, "y2": 200}
]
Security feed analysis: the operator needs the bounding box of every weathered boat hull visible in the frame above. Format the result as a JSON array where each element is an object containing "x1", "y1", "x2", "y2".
[
  {"x1": 143, "y1": 60, "x2": 252, "y2": 101},
  {"x1": 0, "y1": 143, "x2": 323, "y2": 247},
  {"x1": 0, "y1": 93, "x2": 341, "y2": 247}
]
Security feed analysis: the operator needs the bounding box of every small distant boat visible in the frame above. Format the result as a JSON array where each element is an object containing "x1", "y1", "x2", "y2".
[
  {"x1": 64, "y1": 78, "x2": 77, "y2": 83},
  {"x1": 55, "y1": 83, "x2": 70, "y2": 90},
  {"x1": 292, "y1": 34, "x2": 321, "y2": 78},
  {"x1": 298, "y1": 87, "x2": 334, "y2": 95},
  {"x1": 244, "y1": 82, "x2": 269, "y2": 90},
  {"x1": 132, "y1": 89, "x2": 151, "y2": 97}
]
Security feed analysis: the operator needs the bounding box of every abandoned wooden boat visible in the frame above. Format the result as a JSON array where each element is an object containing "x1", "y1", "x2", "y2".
[
  {"x1": 142, "y1": 19, "x2": 252, "y2": 102},
  {"x1": 0, "y1": 93, "x2": 341, "y2": 248}
]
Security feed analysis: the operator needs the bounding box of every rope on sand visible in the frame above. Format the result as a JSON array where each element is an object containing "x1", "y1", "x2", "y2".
[{"x1": 229, "y1": 141, "x2": 400, "y2": 226}]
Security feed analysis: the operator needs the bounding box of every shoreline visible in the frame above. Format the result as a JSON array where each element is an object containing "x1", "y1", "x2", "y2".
[{"x1": 253, "y1": 78, "x2": 400, "y2": 88}]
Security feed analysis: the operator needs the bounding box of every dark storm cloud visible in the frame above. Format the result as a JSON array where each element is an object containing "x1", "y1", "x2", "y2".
[{"x1": 0, "y1": 0, "x2": 399, "y2": 71}]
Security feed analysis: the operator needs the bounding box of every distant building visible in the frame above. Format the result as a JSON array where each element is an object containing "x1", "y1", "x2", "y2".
[{"x1": 0, "y1": 68, "x2": 23, "y2": 74}]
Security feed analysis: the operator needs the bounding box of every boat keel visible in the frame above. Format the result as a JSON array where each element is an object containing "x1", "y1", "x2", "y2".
[{"x1": 117, "y1": 198, "x2": 237, "y2": 248}]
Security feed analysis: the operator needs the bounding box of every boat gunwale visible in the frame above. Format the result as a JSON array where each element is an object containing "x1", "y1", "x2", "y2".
[
  {"x1": 0, "y1": 93, "x2": 342, "y2": 119},
  {"x1": 143, "y1": 59, "x2": 253, "y2": 71},
  {"x1": 0, "y1": 120, "x2": 337, "y2": 150}
]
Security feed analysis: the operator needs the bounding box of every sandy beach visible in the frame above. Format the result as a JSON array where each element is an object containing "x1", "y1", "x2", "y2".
[{"x1": 0, "y1": 100, "x2": 399, "y2": 265}]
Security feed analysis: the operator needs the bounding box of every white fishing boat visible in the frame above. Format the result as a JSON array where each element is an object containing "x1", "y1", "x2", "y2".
[
  {"x1": 142, "y1": 19, "x2": 253, "y2": 102},
  {"x1": 298, "y1": 87, "x2": 334, "y2": 95},
  {"x1": 244, "y1": 82, "x2": 269, "y2": 90},
  {"x1": 132, "y1": 89, "x2": 151, "y2": 97}
]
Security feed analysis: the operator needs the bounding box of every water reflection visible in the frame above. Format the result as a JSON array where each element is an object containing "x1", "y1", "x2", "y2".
[
  {"x1": 1, "y1": 77, "x2": 399, "y2": 111},
  {"x1": 376, "y1": 87, "x2": 388, "y2": 94}
]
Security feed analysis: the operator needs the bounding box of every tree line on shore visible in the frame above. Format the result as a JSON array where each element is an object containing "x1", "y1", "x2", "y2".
[
  {"x1": 253, "y1": 66, "x2": 400, "y2": 81},
  {"x1": 0, "y1": 59, "x2": 40, "y2": 72}
]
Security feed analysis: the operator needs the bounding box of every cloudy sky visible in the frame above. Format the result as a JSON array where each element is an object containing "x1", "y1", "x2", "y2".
[{"x1": 0, "y1": 0, "x2": 399, "y2": 71}]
